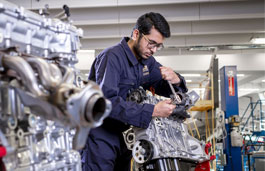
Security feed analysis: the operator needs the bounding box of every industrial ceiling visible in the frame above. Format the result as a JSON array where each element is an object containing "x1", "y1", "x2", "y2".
[{"x1": 6, "y1": 0, "x2": 265, "y2": 97}]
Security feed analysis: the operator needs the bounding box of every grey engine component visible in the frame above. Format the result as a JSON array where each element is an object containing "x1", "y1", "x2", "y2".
[
  {"x1": 123, "y1": 88, "x2": 209, "y2": 170},
  {"x1": 0, "y1": 1, "x2": 111, "y2": 171}
]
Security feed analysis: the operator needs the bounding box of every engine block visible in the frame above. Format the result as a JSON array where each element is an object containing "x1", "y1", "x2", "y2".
[
  {"x1": 0, "y1": 1, "x2": 111, "y2": 170},
  {"x1": 123, "y1": 88, "x2": 209, "y2": 170}
]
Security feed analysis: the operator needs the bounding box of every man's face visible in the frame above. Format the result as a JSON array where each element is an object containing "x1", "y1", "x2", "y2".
[{"x1": 133, "y1": 27, "x2": 164, "y2": 60}]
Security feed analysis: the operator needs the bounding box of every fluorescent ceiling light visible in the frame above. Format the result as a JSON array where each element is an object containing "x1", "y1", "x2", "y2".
[
  {"x1": 237, "y1": 74, "x2": 245, "y2": 77},
  {"x1": 181, "y1": 74, "x2": 201, "y2": 77},
  {"x1": 250, "y1": 37, "x2": 265, "y2": 44},
  {"x1": 188, "y1": 46, "x2": 216, "y2": 51},
  {"x1": 192, "y1": 88, "x2": 205, "y2": 91},
  {"x1": 78, "y1": 50, "x2": 95, "y2": 53},
  {"x1": 262, "y1": 80, "x2": 265, "y2": 82},
  {"x1": 239, "y1": 88, "x2": 259, "y2": 91},
  {"x1": 186, "y1": 80, "x2": 192, "y2": 83}
]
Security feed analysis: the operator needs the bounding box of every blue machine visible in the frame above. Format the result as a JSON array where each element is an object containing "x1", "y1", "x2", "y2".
[{"x1": 220, "y1": 66, "x2": 243, "y2": 171}]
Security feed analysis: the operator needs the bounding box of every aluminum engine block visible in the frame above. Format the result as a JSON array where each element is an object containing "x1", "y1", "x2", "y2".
[
  {"x1": 123, "y1": 88, "x2": 209, "y2": 170},
  {"x1": 0, "y1": 1, "x2": 111, "y2": 170}
]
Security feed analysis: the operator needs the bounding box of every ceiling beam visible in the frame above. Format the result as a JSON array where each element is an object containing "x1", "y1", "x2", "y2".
[
  {"x1": 6, "y1": 0, "x2": 248, "y2": 9},
  {"x1": 79, "y1": 18, "x2": 264, "y2": 39},
  {"x1": 80, "y1": 33, "x2": 265, "y2": 49},
  {"x1": 8, "y1": 0, "x2": 262, "y2": 25}
]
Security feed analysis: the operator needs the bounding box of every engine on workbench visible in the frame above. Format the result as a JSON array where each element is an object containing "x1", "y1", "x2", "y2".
[
  {"x1": 0, "y1": 1, "x2": 111, "y2": 170},
  {"x1": 123, "y1": 88, "x2": 209, "y2": 171}
]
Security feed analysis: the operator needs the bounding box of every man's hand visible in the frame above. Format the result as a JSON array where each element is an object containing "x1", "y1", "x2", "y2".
[
  {"x1": 160, "y1": 66, "x2": 180, "y2": 84},
  {"x1": 152, "y1": 100, "x2": 176, "y2": 117}
]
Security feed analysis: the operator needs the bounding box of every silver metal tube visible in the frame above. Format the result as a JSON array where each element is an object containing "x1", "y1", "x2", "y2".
[
  {"x1": 156, "y1": 159, "x2": 166, "y2": 171},
  {"x1": 2, "y1": 55, "x2": 45, "y2": 97},
  {"x1": 26, "y1": 57, "x2": 61, "y2": 89},
  {"x1": 49, "y1": 63, "x2": 63, "y2": 83},
  {"x1": 162, "y1": 159, "x2": 169, "y2": 171},
  {"x1": 61, "y1": 66, "x2": 75, "y2": 84},
  {"x1": 173, "y1": 159, "x2": 180, "y2": 171}
]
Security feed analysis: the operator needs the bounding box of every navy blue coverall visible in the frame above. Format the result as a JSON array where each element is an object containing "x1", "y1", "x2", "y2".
[{"x1": 81, "y1": 37, "x2": 188, "y2": 171}]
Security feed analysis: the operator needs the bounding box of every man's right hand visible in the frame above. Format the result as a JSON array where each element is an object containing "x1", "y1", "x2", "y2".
[{"x1": 152, "y1": 100, "x2": 176, "y2": 117}]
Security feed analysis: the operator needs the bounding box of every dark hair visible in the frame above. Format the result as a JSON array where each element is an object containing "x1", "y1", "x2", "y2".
[{"x1": 134, "y1": 12, "x2": 170, "y2": 38}]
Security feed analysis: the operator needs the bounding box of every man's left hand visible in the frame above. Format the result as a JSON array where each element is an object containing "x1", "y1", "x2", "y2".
[{"x1": 159, "y1": 66, "x2": 180, "y2": 84}]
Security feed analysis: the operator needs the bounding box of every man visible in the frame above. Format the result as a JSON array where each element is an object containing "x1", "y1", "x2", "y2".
[{"x1": 81, "y1": 12, "x2": 188, "y2": 171}]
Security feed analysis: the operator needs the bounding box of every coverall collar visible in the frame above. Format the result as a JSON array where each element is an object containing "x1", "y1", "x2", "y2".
[{"x1": 120, "y1": 37, "x2": 138, "y2": 66}]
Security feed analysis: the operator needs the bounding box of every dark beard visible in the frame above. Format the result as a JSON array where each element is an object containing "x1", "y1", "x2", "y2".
[{"x1": 133, "y1": 37, "x2": 143, "y2": 60}]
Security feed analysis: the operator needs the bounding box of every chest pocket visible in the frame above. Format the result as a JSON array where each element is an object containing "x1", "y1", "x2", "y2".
[
  {"x1": 118, "y1": 79, "x2": 136, "y2": 98},
  {"x1": 119, "y1": 79, "x2": 135, "y2": 87}
]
